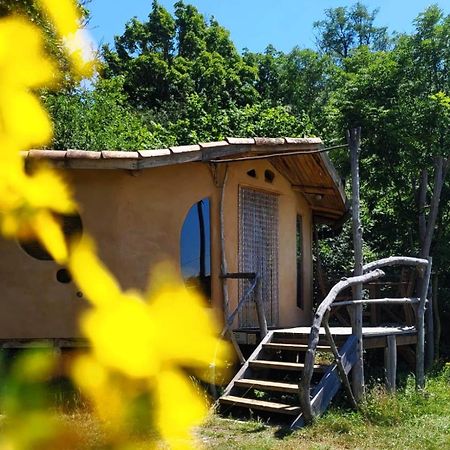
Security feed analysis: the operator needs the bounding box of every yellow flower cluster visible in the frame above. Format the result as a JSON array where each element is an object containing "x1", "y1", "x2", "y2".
[
  {"x1": 69, "y1": 237, "x2": 231, "y2": 448},
  {"x1": 0, "y1": 1, "x2": 232, "y2": 448}
]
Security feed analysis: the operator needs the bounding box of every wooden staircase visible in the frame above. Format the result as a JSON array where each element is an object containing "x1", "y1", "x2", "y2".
[{"x1": 218, "y1": 328, "x2": 357, "y2": 428}]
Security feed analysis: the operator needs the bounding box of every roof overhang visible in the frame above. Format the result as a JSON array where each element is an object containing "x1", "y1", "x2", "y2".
[{"x1": 23, "y1": 137, "x2": 348, "y2": 223}]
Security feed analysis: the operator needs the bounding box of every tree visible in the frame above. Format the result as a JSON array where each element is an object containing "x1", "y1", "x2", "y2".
[
  {"x1": 314, "y1": 2, "x2": 389, "y2": 61},
  {"x1": 45, "y1": 77, "x2": 170, "y2": 150}
]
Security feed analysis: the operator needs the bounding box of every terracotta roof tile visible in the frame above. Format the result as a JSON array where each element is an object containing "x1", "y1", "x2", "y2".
[
  {"x1": 28, "y1": 150, "x2": 66, "y2": 159},
  {"x1": 138, "y1": 149, "x2": 171, "y2": 158},
  {"x1": 254, "y1": 137, "x2": 286, "y2": 146},
  {"x1": 199, "y1": 140, "x2": 229, "y2": 148},
  {"x1": 226, "y1": 137, "x2": 255, "y2": 145},
  {"x1": 66, "y1": 149, "x2": 101, "y2": 159},
  {"x1": 169, "y1": 144, "x2": 201, "y2": 154},
  {"x1": 285, "y1": 137, "x2": 322, "y2": 145},
  {"x1": 101, "y1": 151, "x2": 139, "y2": 159}
]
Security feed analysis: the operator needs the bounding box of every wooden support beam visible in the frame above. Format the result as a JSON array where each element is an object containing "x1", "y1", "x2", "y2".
[
  {"x1": 416, "y1": 257, "x2": 432, "y2": 389},
  {"x1": 363, "y1": 256, "x2": 428, "y2": 273},
  {"x1": 324, "y1": 310, "x2": 358, "y2": 409},
  {"x1": 220, "y1": 272, "x2": 256, "y2": 279},
  {"x1": 385, "y1": 335, "x2": 397, "y2": 392},
  {"x1": 219, "y1": 167, "x2": 245, "y2": 364},
  {"x1": 227, "y1": 329, "x2": 245, "y2": 364},
  {"x1": 348, "y1": 127, "x2": 364, "y2": 401},
  {"x1": 255, "y1": 277, "x2": 268, "y2": 339}
]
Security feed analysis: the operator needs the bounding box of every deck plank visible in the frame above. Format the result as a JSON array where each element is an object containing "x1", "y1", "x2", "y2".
[
  {"x1": 250, "y1": 360, "x2": 328, "y2": 371},
  {"x1": 276, "y1": 326, "x2": 416, "y2": 337},
  {"x1": 235, "y1": 378, "x2": 299, "y2": 394},
  {"x1": 219, "y1": 395, "x2": 301, "y2": 415}
]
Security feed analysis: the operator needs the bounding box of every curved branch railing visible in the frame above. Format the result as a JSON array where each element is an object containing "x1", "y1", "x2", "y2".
[
  {"x1": 363, "y1": 256, "x2": 428, "y2": 273},
  {"x1": 299, "y1": 256, "x2": 432, "y2": 423},
  {"x1": 299, "y1": 269, "x2": 385, "y2": 422}
]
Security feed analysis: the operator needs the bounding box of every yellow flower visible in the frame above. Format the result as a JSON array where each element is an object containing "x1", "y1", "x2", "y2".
[
  {"x1": 72, "y1": 354, "x2": 131, "y2": 426},
  {"x1": 0, "y1": 165, "x2": 75, "y2": 263},
  {"x1": 0, "y1": 17, "x2": 55, "y2": 151},
  {"x1": 68, "y1": 234, "x2": 122, "y2": 308},
  {"x1": 37, "y1": 0, "x2": 96, "y2": 77},
  {"x1": 0, "y1": 6, "x2": 231, "y2": 449},
  {"x1": 69, "y1": 236, "x2": 233, "y2": 446},
  {"x1": 155, "y1": 369, "x2": 207, "y2": 450}
]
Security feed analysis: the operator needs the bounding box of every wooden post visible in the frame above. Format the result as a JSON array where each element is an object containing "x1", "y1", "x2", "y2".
[
  {"x1": 385, "y1": 335, "x2": 397, "y2": 392},
  {"x1": 220, "y1": 167, "x2": 230, "y2": 320},
  {"x1": 324, "y1": 309, "x2": 358, "y2": 409},
  {"x1": 432, "y1": 273, "x2": 441, "y2": 359},
  {"x1": 425, "y1": 278, "x2": 434, "y2": 369},
  {"x1": 418, "y1": 169, "x2": 428, "y2": 250},
  {"x1": 417, "y1": 158, "x2": 449, "y2": 368},
  {"x1": 219, "y1": 167, "x2": 245, "y2": 364},
  {"x1": 348, "y1": 127, "x2": 364, "y2": 401},
  {"x1": 255, "y1": 276, "x2": 268, "y2": 339},
  {"x1": 416, "y1": 257, "x2": 432, "y2": 389}
]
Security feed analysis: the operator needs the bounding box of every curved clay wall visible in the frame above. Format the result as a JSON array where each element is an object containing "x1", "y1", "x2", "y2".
[{"x1": 0, "y1": 160, "x2": 312, "y2": 339}]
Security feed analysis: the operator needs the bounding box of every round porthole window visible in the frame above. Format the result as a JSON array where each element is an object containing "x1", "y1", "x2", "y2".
[{"x1": 19, "y1": 213, "x2": 83, "y2": 261}]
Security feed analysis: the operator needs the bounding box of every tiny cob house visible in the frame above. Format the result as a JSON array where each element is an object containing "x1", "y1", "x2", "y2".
[
  {"x1": 0, "y1": 137, "x2": 346, "y2": 342},
  {"x1": 0, "y1": 136, "x2": 432, "y2": 426}
]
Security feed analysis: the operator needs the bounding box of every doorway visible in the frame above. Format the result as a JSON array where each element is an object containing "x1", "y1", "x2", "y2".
[{"x1": 238, "y1": 187, "x2": 279, "y2": 328}]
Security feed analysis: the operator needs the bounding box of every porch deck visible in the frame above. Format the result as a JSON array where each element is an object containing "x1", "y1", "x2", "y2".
[
  {"x1": 281, "y1": 325, "x2": 415, "y2": 336},
  {"x1": 235, "y1": 325, "x2": 418, "y2": 348}
]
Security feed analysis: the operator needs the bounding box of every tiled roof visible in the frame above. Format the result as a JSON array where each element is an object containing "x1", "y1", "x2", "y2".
[
  {"x1": 22, "y1": 137, "x2": 323, "y2": 169},
  {"x1": 23, "y1": 137, "x2": 348, "y2": 222}
]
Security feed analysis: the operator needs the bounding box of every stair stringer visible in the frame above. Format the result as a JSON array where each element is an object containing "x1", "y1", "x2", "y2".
[
  {"x1": 291, "y1": 334, "x2": 358, "y2": 429},
  {"x1": 221, "y1": 331, "x2": 274, "y2": 398}
]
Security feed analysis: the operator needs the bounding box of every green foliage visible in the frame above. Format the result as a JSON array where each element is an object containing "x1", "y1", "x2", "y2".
[
  {"x1": 45, "y1": 78, "x2": 168, "y2": 150},
  {"x1": 314, "y1": 2, "x2": 390, "y2": 60},
  {"x1": 102, "y1": 0, "x2": 258, "y2": 110},
  {"x1": 161, "y1": 94, "x2": 312, "y2": 144}
]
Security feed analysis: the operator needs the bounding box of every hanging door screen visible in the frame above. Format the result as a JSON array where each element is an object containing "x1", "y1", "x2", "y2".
[{"x1": 238, "y1": 187, "x2": 279, "y2": 328}]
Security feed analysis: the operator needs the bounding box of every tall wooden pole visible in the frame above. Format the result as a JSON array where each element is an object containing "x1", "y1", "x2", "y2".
[
  {"x1": 219, "y1": 166, "x2": 245, "y2": 364},
  {"x1": 416, "y1": 257, "x2": 432, "y2": 389},
  {"x1": 348, "y1": 128, "x2": 364, "y2": 401}
]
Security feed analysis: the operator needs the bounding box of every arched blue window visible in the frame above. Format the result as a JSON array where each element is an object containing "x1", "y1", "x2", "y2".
[{"x1": 180, "y1": 198, "x2": 211, "y2": 299}]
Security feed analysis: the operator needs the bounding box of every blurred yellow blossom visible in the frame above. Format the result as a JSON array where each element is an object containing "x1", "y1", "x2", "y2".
[
  {"x1": 0, "y1": 165, "x2": 75, "y2": 263},
  {"x1": 0, "y1": 17, "x2": 55, "y2": 151},
  {"x1": 37, "y1": 0, "x2": 96, "y2": 77},
  {"x1": 0, "y1": 3, "x2": 233, "y2": 449},
  {"x1": 69, "y1": 236, "x2": 232, "y2": 447}
]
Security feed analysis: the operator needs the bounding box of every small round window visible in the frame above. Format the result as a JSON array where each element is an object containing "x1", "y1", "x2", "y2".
[{"x1": 19, "y1": 213, "x2": 83, "y2": 261}]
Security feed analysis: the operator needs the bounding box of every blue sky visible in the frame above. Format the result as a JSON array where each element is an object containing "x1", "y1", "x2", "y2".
[{"x1": 88, "y1": 1, "x2": 450, "y2": 53}]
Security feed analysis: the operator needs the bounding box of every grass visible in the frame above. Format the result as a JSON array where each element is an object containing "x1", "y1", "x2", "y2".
[
  {"x1": 198, "y1": 366, "x2": 450, "y2": 450},
  {"x1": 2, "y1": 366, "x2": 449, "y2": 449}
]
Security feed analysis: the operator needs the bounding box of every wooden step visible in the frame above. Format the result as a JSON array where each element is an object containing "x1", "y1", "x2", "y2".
[
  {"x1": 263, "y1": 343, "x2": 332, "y2": 352},
  {"x1": 235, "y1": 378, "x2": 299, "y2": 394},
  {"x1": 249, "y1": 360, "x2": 329, "y2": 371},
  {"x1": 219, "y1": 395, "x2": 301, "y2": 415}
]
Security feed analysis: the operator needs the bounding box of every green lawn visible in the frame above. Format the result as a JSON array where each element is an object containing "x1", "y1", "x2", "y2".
[
  {"x1": 4, "y1": 367, "x2": 449, "y2": 449},
  {"x1": 198, "y1": 367, "x2": 450, "y2": 450}
]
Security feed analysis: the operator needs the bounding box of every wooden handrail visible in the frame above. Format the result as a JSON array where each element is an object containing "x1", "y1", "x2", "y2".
[
  {"x1": 220, "y1": 275, "x2": 258, "y2": 337},
  {"x1": 220, "y1": 272, "x2": 268, "y2": 341},
  {"x1": 363, "y1": 256, "x2": 428, "y2": 273},
  {"x1": 332, "y1": 297, "x2": 420, "y2": 307},
  {"x1": 220, "y1": 272, "x2": 256, "y2": 279},
  {"x1": 299, "y1": 269, "x2": 385, "y2": 422},
  {"x1": 299, "y1": 256, "x2": 432, "y2": 423}
]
